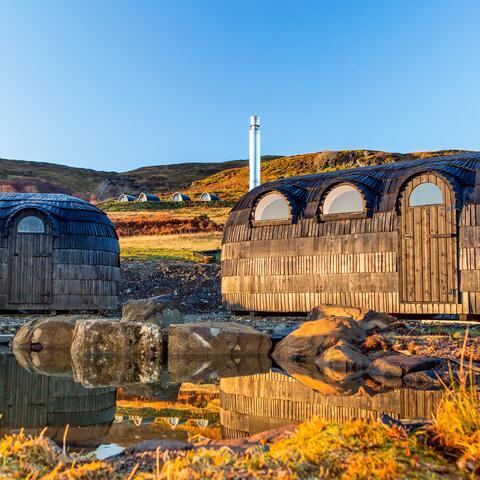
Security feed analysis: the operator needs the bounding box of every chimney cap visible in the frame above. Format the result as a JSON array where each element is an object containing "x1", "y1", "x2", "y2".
[{"x1": 250, "y1": 115, "x2": 260, "y2": 127}]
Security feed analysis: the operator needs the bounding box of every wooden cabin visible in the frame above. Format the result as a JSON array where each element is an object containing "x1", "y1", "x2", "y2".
[
  {"x1": 0, "y1": 193, "x2": 120, "y2": 311},
  {"x1": 171, "y1": 192, "x2": 191, "y2": 202},
  {"x1": 118, "y1": 194, "x2": 135, "y2": 202},
  {"x1": 199, "y1": 192, "x2": 220, "y2": 202},
  {"x1": 0, "y1": 353, "x2": 116, "y2": 446},
  {"x1": 137, "y1": 192, "x2": 160, "y2": 202},
  {"x1": 221, "y1": 152, "x2": 480, "y2": 317}
]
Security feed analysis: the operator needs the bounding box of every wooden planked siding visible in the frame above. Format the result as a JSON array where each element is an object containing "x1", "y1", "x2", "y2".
[
  {"x1": 222, "y1": 208, "x2": 480, "y2": 315},
  {"x1": 0, "y1": 240, "x2": 120, "y2": 311},
  {"x1": 219, "y1": 372, "x2": 444, "y2": 437}
]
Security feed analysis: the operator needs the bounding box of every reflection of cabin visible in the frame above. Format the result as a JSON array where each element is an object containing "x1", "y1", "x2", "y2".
[
  {"x1": 222, "y1": 153, "x2": 480, "y2": 317},
  {"x1": 171, "y1": 192, "x2": 191, "y2": 202},
  {"x1": 137, "y1": 192, "x2": 160, "y2": 202},
  {"x1": 0, "y1": 193, "x2": 120, "y2": 311},
  {"x1": 0, "y1": 353, "x2": 116, "y2": 446},
  {"x1": 219, "y1": 371, "x2": 444, "y2": 438},
  {"x1": 118, "y1": 194, "x2": 135, "y2": 202},
  {"x1": 199, "y1": 192, "x2": 220, "y2": 202}
]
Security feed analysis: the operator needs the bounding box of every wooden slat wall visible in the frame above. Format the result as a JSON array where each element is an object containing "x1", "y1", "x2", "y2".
[
  {"x1": 219, "y1": 372, "x2": 444, "y2": 437},
  {"x1": 0, "y1": 239, "x2": 120, "y2": 311},
  {"x1": 222, "y1": 202, "x2": 480, "y2": 315}
]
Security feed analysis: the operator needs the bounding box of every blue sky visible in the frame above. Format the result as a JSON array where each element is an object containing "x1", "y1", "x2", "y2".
[{"x1": 0, "y1": 0, "x2": 479, "y2": 172}]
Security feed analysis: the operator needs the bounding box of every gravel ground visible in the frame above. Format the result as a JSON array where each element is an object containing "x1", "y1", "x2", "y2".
[{"x1": 119, "y1": 259, "x2": 223, "y2": 314}]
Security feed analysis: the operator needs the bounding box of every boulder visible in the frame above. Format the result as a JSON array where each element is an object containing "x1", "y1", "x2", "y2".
[
  {"x1": 315, "y1": 340, "x2": 370, "y2": 373},
  {"x1": 71, "y1": 320, "x2": 163, "y2": 358},
  {"x1": 367, "y1": 354, "x2": 443, "y2": 378},
  {"x1": 71, "y1": 353, "x2": 164, "y2": 387},
  {"x1": 122, "y1": 294, "x2": 184, "y2": 326},
  {"x1": 308, "y1": 305, "x2": 398, "y2": 331},
  {"x1": 168, "y1": 322, "x2": 271, "y2": 357},
  {"x1": 275, "y1": 357, "x2": 364, "y2": 395},
  {"x1": 272, "y1": 316, "x2": 366, "y2": 361},
  {"x1": 403, "y1": 370, "x2": 444, "y2": 388},
  {"x1": 309, "y1": 305, "x2": 366, "y2": 321},
  {"x1": 12, "y1": 315, "x2": 85, "y2": 351}
]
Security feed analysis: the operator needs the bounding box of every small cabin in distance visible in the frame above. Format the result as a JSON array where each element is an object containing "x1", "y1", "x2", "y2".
[
  {"x1": 221, "y1": 152, "x2": 480, "y2": 318},
  {"x1": 171, "y1": 192, "x2": 191, "y2": 202},
  {"x1": 137, "y1": 193, "x2": 160, "y2": 202},
  {"x1": 118, "y1": 194, "x2": 135, "y2": 202},
  {"x1": 199, "y1": 192, "x2": 220, "y2": 202},
  {"x1": 0, "y1": 193, "x2": 120, "y2": 311}
]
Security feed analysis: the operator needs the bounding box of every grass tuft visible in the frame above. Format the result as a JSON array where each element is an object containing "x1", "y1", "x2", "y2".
[{"x1": 431, "y1": 329, "x2": 480, "y2": 474}]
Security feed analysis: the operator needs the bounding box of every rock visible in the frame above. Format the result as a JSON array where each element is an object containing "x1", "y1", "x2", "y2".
[
  {"x1": 12, "y1": 315, "x2": 86, "y2": 351},
  {"x1": 272, "y1": 316, "x2": 365, "y2": 360},
  {"x1": 275, "y1": 357, "x2": 365, "y2": 395},
  {"x1": 270, "y1": 325, "x2": 298, "y2": 342},
  {"x1": 122, "y1": 294, "x2": 184, "y2": 326},
  {"x1": 13, "y1": 347, "x2": 73, "y2": 377},
  {"x1": 169, "y1": 354, "x2": 271, "y2": 383},
  {"x1": 168, "y1": 322, "x2": 271, "y2": 357},
  {"x1": 315, "y1": 340, "x2": 370, "y2": 373},
  {"x1": 359, "y1": 310, "x2": 398, "y2": 331},
  {"x1": 71, "y1": 354, "x2": 164, "y2": 387},
  {"x1": 126, "y1": 439, "x2": 193, "y2": 453},
  {"x1": 367, "y1": 354, "x2": 443, "y2": 378},
  {"x1": 403, "y1": 370, "x2": 444, "y2": 388},
  {"x1": 308, "y1": 304, "x2": 398, "y2": 331},
  {"x1": 71, "y1": 320, "x2": 163, "y2": 358},
  {"x1": 380, "y1": 414, "x2": 407, "y2": 433}
]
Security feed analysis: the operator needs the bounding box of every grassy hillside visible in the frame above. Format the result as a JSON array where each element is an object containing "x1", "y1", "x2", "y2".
[
  {"x1": 0, "y1": 150, "x2": 471, "y2": 202},
  {"x1": 0, "y1": 155, "x2": 281, "y2": 201},
  {"x1": 189, "y1": 149, "x2": 470, "y2": 200}
]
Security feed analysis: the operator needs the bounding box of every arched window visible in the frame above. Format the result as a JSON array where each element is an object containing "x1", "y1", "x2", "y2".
[
  {"x1": 409, "y1": 182, "x2": 443, "y2": 207},
  {"x1": 17, "y1": 216, "x2": 45, "y2": 233},
  {"x1": 323, "y1": 184, "x2": 364, "y2": 215},
  {"x1": 254, "y1": 193, "x2": 290, "y2": 221}
]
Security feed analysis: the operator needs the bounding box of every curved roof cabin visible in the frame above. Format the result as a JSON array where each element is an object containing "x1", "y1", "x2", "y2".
[
  {"x1": 171, "y1": 192, "x2": 191, "y2": 202},
  {"x1": 118, "y1": 194, "x2": 135, "y2": 202},
  {"x1": 221, "y1": 152, "x2": 480, "y2": 317},
  {"x1": 137, "y1": 192, "x2": 160, "y2": 202},
  {"x1": 199, "y1": 192, "x2": 220, "y2": 202},
  {"x1": 0, "y1": 193, "x2": 120, "y2": 311}
]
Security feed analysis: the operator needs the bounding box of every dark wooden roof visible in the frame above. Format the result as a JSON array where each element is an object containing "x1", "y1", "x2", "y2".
[
  {"x1": 0, "y1": 193, "x2": 117, "y2": 239},
  {"x1": 138, "y1": 193, "x2": 160, "y2": 201},
  {"x1": 228, "y1": 152, "x2": 480, "y2": 224}
]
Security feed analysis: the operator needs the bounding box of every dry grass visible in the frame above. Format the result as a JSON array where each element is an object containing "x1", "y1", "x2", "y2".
[
  {"x1": 0, "y1": 430, "x2": 115, "y2": 479},
  {"x1": 431, "y1": 330, "x2": 480, "y2": 474},
  {"x1": 112, "y1": 215, "x2": 222, "y2": 237},
  {"x1": 134, "y1": 419, "x2": 457, "y2": 479},
  {"x1": 119, "y1": 232, "x2": 222, "y2": 261}
]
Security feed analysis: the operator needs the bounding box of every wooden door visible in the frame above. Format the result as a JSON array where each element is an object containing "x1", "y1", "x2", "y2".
[
  {"x1": 400, "y1": 174, "x2": 458, "y2": 303},
  {"x1": 8, "y1": 210, "x2": 53, "y2": 305}
]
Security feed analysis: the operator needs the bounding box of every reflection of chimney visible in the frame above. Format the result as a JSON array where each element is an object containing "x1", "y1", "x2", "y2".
[{"x1": 249, "y1": 115, "x2": 261, "y2": 190}]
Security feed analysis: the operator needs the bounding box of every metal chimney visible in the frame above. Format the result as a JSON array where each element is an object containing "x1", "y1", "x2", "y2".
[{"x1": 249, "y1": 115, "x2": 261, "y2": 190}]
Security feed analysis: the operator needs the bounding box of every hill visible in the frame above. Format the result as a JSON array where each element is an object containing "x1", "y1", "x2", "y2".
[
  {"x1": 0, "y1": 150, "x2": 472, "y2": 202},
  {"x1": 0, "y1": 155, "x2": 281, "y2": 201},
  {"x1": 189, "y1": 149, "x2": 471, "y2": 200}
]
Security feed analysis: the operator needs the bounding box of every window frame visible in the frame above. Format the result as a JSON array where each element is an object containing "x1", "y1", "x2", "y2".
[
  {"x1": 408, "y1": 181, "x2": 444, "y2": 208},
  {"x1": 17, "y1": 215, "x2": 46, "y2": 234},
  {"x1": 251, "y1": 191, "x2": 293, "y2": 227},
  {"x1": 319, "y1": 183, "x2": 366, "y2": 221}
]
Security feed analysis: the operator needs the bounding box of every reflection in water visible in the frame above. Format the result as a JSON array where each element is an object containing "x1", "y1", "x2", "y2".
[
  {"x1": 2, "y1": 349, "x2": 447, "y2": 449},
  {"x1": 219, "y1": 369, "x2": 444, "y2": 438},
  {"x1": 0, "y1": 353, "x2": 116, "y2": 447}
]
